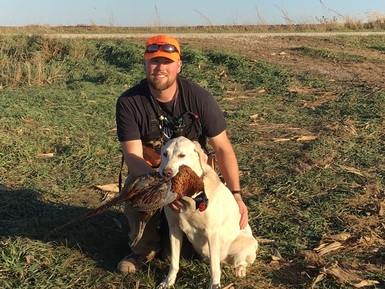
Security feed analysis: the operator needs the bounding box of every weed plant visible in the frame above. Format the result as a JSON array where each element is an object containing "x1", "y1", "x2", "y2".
[{"x1": 0, "y1": 34, "x2": 384, "y2": 288}]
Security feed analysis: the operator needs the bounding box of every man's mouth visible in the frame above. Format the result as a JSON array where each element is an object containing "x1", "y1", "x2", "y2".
[{"x1": 153, "y1": 73, "x2": 167, "y2": 78}]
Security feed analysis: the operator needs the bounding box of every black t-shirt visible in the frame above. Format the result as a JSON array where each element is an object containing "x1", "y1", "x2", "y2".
[{"x1": 116, "y1": 76, "x2": 227, "y2": 144}]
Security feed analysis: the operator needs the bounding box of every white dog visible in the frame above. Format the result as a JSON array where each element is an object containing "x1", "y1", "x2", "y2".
[{"x1": 157, "y1": 136, "x2": 259, "y2": 289}]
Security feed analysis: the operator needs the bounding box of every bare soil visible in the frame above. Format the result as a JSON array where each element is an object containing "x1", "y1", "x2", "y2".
[{"x1": 174, "y1": 33, "x2": 385, "y2": 91}]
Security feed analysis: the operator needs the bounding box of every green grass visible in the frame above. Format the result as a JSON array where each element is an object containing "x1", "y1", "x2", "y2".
[
  {"x1": 1, "y1": 34, "x2": 384, "y2": 288},
  {"x1": 287, "y1": 35, "x2": 385, "y2": 64},
  {"x1": 290, "y1": 46, "x2": 376, "y2": 63}
]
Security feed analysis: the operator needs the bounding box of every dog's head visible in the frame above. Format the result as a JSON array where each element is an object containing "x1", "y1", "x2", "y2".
[{"x1": 159, "y1": 136, "x2": 208, "y2": 178}]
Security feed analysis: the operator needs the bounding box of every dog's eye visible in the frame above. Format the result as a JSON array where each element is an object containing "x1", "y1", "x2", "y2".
[{"x1": 178, "y1": 153, "x2": 185, "y2": 158}]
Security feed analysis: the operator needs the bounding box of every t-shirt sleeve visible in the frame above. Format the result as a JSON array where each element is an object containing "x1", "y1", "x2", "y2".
[
  {"x1": 192, "y1": 85, "x2": 227, "y2": 138},
  {"x1": 116, "y1": 96, "x2": 141, "y2": 142}
]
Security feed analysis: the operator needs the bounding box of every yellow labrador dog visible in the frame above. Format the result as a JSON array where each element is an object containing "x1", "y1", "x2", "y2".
[{"x1": 157, "y1": 136, "x2": 258, "y2": 289}]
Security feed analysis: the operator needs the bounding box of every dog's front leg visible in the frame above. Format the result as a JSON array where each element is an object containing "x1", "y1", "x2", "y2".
[
  {"x1": 157, "y1": 223, "x2": 184, "y2": 289},
  {"x1": 208, "y1": 231, "x2": 222, "y2": 289}
]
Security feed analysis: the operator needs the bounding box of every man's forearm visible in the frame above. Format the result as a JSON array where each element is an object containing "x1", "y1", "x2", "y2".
[
  {"x1": 123, "y1": 152, "x2": 155, "y2": 177},
  {"x1": 215, "y1": 150, "x2": 241, "y2": 191}
]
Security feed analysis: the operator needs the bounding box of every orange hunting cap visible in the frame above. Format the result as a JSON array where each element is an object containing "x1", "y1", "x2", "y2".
[{"x1": 144, "y1": 35, "x2": 181, "y2": 62}]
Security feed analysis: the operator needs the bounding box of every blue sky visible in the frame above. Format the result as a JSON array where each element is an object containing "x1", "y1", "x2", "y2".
[{"x1": 0, "y1": 0, "x2": 384, "y2": 27}]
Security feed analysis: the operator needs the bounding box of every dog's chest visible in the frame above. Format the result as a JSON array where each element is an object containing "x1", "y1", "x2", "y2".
[{"x1": 178, "y1": 210, "x2": 208, "y2": 232}]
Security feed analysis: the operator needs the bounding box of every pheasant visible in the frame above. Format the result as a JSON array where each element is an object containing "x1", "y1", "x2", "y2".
[
  {"x1": 47, "y1": 165, "x2": 206, "y2": 247},
  {"x1": 131, "y1": 165, "x2": 206, "y2": 246},
  {"x1": 47, "y1": 171, "x2": 174, "y2": 243},
  {"x1": 170, "y1": 164, "x2": 208, "y2": 212}
]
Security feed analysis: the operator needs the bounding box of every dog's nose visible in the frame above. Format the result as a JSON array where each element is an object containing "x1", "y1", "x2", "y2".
[{"x1": 163, "y1": 167, "x2": 173, "y2": 177}]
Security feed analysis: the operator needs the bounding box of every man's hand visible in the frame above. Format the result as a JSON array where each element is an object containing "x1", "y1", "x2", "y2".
[
  {"x1": 168, "y1": 199, "x2": 185, "y2": 212},
  {"x1": 234, "y1": 195, "x2": 248, "y2": 229}
]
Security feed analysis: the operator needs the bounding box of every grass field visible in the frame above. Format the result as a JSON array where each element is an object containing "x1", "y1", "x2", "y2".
[{"x1": 0, "y1": 27, "x2": 384, "y2": 288}]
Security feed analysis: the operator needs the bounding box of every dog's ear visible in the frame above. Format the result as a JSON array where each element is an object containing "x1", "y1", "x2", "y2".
[{"x1": 193, "y1": 141, "x2": 208, "y2": 172}]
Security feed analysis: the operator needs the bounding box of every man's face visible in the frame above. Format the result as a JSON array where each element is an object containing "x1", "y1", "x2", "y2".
[{"x1": 144, "y1": 57, "x2": 182, "y2": 91}]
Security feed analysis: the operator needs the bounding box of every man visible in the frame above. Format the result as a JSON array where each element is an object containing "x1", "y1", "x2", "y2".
[{"x1": 115, "y1": 34, "x2": 248, "y2": 274}]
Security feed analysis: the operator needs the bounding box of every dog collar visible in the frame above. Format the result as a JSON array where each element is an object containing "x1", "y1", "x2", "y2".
[{"x1": 194, "y1": 192, "x2": 209, "y2": 212}]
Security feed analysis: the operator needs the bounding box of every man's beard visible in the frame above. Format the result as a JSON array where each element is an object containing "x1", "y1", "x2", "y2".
[{"x1": 148, "y1": 75, "x2": 175, "y2": 91}]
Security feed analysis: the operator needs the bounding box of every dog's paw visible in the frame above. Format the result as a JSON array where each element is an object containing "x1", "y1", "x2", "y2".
[
  {"x1": 156, "y1": 277, "x2": 176, "y2": 289},
  {"x1": 234, "y1": 265, "x2": 247, "y2": 277},
  {"x1": 156, "y1": 282, "x2": 168, "y2": 289}
]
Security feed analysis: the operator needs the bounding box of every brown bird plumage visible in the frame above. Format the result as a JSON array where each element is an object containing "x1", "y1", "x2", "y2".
[
  {"x1": 47, "y1": 165, "x2": 204, "y2": 247},
  {"x1": 47, "y1": 172, "x2": 173, "y2": 238},
  {"x1": 131, "y1": 165, "x2": 204, "y2": 246},
  {"x1": 171, "y1": 164, "x2": 205, "y2": 198}
]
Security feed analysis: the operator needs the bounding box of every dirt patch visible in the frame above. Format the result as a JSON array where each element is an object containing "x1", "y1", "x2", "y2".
[{"x1": 175, "y1": 33, "x2": 385, "y2": 91}]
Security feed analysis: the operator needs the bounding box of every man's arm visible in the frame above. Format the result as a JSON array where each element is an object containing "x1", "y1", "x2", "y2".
[
  {"x1": 209, "y1": 130, "x2": 249, "y2": 229},
  {"x1": 120, "y1": 140, "x2": 155, "y2": 178}
]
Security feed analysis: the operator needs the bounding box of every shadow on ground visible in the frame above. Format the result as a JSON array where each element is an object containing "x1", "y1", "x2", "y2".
[{"x1": 0, "y1": 185, "x2": 131, "y2": 271}]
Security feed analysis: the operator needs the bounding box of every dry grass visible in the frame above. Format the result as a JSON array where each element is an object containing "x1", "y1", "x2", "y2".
[{"x1": 1, "y1": 13, "x2": 385, "y2": 36}]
